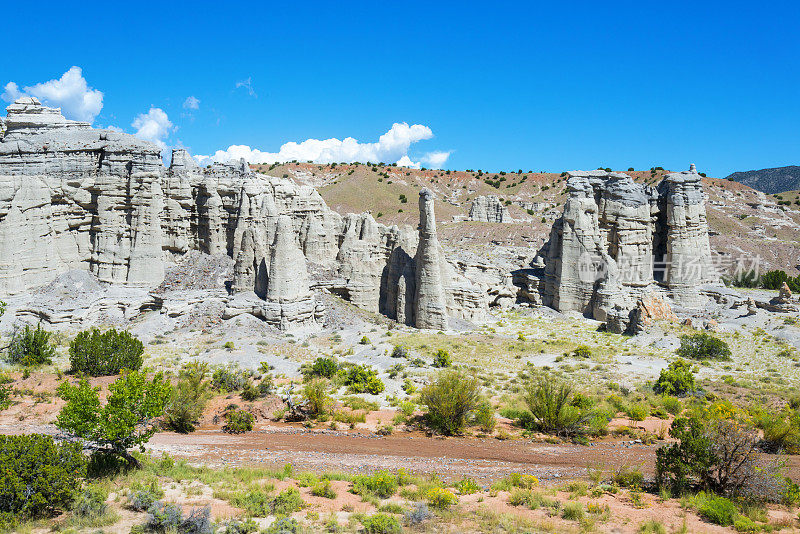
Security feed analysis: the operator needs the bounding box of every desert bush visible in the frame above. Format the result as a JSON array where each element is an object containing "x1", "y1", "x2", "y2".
[
  {"x1": 69, "y1": 327, "x2": 144, "y2": 376},
  {"x1": 129, "y1": 480, "x2": 164, "y2": 511},
  {"x1": 572, "y1": 345, "x2": 591, "y2": 359},
  {"x1": 752, "y1": 407, "x2": 800, "y2": 454},
  {"x1": 432, "y1": 348, "x2": 451, "y2": 368},
  {"x1": 638, "y1": 520, "x2": 667, "y2": 534},
  {"x1": 697, "y1": 493, "x2": 738, "y2": 526},
  {"x1": 473, "y1": 400, "x2": 497, "y2": 433},
  {"x1": 211, "y1": 364, "x2": 251, "y2": 392},
  {"x1": 344, "y1": 364, "x2": 385, "y2": 394},
  {"x1": 656, "y1": 414, "x2": 786, "y2": 500},
  {"x1": 308, "y1": 356, "x2": 338, "y2": 378},
  {"x1": 361, "y1": 513, "x2": 401, "y2": 534},
  {"x1": 404, "y1": 502, "x2": 431, "y2": 525},
  {"x1": 164, "y1": 361, "x2": 211, "y2": 433},
  {"x1": 144, "y1": 502, "x2": 213, "y2": 534},
  {"x1": 73, "y1": 485, "x2": 108, "y2": 519},
  {"x1": 352, "y1": 470, "x2": 399, "y2": 498},
  {"x1": 241, "y1": 373, "x2": 273, "y2": 401},
  {"x1": 454, "y1": 477, "x2": 481, "y2": 495},
  {"x1": 56, "y1": 369, "x2": 170, "y2": 466},
  {"x1": 561, "y1": 501, "x2": 584, "y2": 521},
  {"x1": 419, "y1": 369, "x2": 481, "y2": 435},
  {"x1": 676, "y1": 333, "x2": 731, "y2": 361},
  {"x1": 303, "y1": 378, "x2": 333, "y2": 417},
  {"x1": 270, "y1": 487, "x2": 304, "y2": 515},
  {"x1": 222, "y1": 407, "x2": 254, "y2": 434},
  {"x1": 220, "y1": 518, "x2": 258, "y2": 534},
  {"x1": 653, "y1": 359, "x2": 695, "y2": 396},
  {"x1": 523, "y1": 375, "x2": 603, "y2": 437},
  {"x1": 391, "y1": 345, "x2": 408, "y2": 359},
  {"x1": 263, "y1": 518, "x2": 299, "y2": 534},
  {"x1": 761, "y1": 270, "x2": 788, "y2": 290},
  {"x1": 0, "y1": 434, "x2": 86, "y2": 522},
  {"x1": 625, "y1": 402, "x2": 650, "y2": 421},
  {"x1": 661, "y1": 396, "x2": 683, "y2": 415},
  {"x1": 7, "y1": 323, "x2": 56, "y2": 366},
  {"x1": 427, "y1": 487, "x2": 457, "y2": 509},
  {"x1": 311, "y1": 479, "x2": 337, "y2": 499},
  {"x1": 613, "y1": 465, "x2": 644, "y2": 488}
]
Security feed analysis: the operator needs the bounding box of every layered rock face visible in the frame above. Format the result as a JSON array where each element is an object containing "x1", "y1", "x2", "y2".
[
  {"x1": 0, "y1": 99, "x2": 487, "y2": 329},
  {"x1": 469, "y1": 195, "x2": 510, "y2": 223},
  {"x1": 536, "y1": 166, "x2": 717, "y2": 332}
]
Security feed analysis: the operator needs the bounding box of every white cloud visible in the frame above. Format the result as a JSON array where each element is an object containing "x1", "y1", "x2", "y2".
[
  {"x1": 132, "y1": 107, "x2": 173, "y2": 150},
  {"x1": 395, "y1": 155, "x2": 421, "y2": 169},
  {"x1": 194, "y1": 122, "x2": 435, "y2": 167},
  {"x1": 235, "y1": 77, "x2": 257, "y2": 97},
  {"x1": 421, "y1": 150, "x2": 452, "y2": 168},
  {"x1": 183, "y1": 96, "x2": 200, "y2": 110},
  {"x1": 2, "y1": 66, "x2": 103, "y2": 123}
]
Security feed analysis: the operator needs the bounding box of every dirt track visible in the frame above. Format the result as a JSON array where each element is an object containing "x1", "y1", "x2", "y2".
[{"x1": 148, "y1": 425, "x2": 660, "y2": 482}]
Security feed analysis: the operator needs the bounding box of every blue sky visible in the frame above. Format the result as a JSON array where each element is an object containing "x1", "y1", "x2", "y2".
[{"x1": 1, "y1": 0, "x2": 798, "y2": 177}]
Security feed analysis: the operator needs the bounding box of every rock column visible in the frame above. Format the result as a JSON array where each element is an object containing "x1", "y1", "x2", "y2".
[{"x1": 413, "y1": 188, "x2": 448, "y2": 329}]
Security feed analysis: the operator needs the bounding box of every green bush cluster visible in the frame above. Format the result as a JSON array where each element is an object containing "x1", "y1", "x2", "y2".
[
  {"x1": 69, "y1": 328, "x2": 144, "y2": 376},
  {"x1": 761, "y1": 270, "x2": 800, "y2": 292},
  {"x1": 419, "y1": 369, "x2": 482, "y2": 435},
  {"x1": 432, "y1": 349, "x2": 451, "y2": 368},
  {"x1": 164, "y1": 362, "x2": 211, "y2": 433},
  {"x1": 270, "y1": 487, "x2": 304, "y2": 516},
  {"x1": 222, "y1": 406, "x2": 254, "y2": 434},
  {"x1": 7, "y1": 323, "x2": 56, "y2": 366},
  {"x1": 308, "y1": 357, "x2": 338, "y2": 378},
  {"x1": 361, "y1": 513, "x2": 402, "y2": 534},
  {"x1": 653, "y1": 360, "x2": 695, "y2": 396},
  {"x1": 344, "y1": 364, "x2": 385, "y2": 394},
  {"x1": 676, "y1": 333, "x2": 731, "y2": 361},
  {"x1": 352, "y1": 470, "x2": 399, "y2": 498},
  {"x1": 0, "y1": 434, "x2": 86, "y2": 526},
  {"x1": 522, "y1": 374, "x2": 607, "y2": 437},
  {"x1": 211, "y1": 364, "x2": 252, "y2": 392}
]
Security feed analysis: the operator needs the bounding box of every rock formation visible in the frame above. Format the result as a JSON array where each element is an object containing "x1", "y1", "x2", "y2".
[
  {"x1": 0, "y1": 98, "x2": 487, "y2": 329},
  {"x1": 469, "y1": 195, "x2": 510, "y2": 223},
  {"x1": 532, "y1": 166, "x2": 717, "y2": 332}
]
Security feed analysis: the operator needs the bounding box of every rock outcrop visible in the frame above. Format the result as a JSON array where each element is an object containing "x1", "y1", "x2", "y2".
[
  {"x1": 0, "y1": 99, "x2": 487, "y2": 329},
  {"x1": 469, "y1": 195, "x2": 510, "y2": 223},
  {"x1": 534, "y1": 166, "x2": 717, "y2": 332}
]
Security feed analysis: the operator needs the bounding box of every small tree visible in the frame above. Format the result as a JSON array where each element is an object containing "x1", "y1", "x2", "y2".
[
  {"x1": 432, "y1": 349, "x2": 452, "y2": 368},
  {"x1": 653, "y1": 360, "x2": 695, "y2": 396},
  {"x1": 523, "y1": 375, "x2": 599, "y2": 437},
  {"x1": 69, "y1": 328, "x2": 144, "y2": 376},
  {"x1": 7, "y1": 324, "x2": 56, "y2": 366},
  {"x1": 0, "y1": 434, "x2": 86, "y2": 524},
  {"x1": 303, "y1": 378, "x2": 332, "y2": 417},
  {"x1": 419, "y1": 369, "x2": 481, "y2": 435},
  {"x1": 164, "y1": 362, "x2": 211, "y2": 433},
  {"x1": 676, "y1": 333, "x2": 732, "y2": 361},
  {"x1": 56, "y1": 369, "x2": 170, "y2": 466}
]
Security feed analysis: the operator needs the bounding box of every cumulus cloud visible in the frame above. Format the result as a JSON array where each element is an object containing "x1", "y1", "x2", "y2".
[
  {"x1": 395, "y1": 155, "x2": 421, "y2": 169},
  {"x1": 194, "y1": 122, "x2": 436, "y2": 167},
  {"x1": 132, "y1": 107, "x2": 173, "y2": 150},
  {"x1": 235, "y1": 77, "x2": 257, "y2": 97},
  {"x1": 183, "y1": 96, "x2": 200, "y2": 110},
  {"x1": 421, "y1": 150, "x2": 452, "y2": 169},
  {"x1": 1, "y1": 66, "x2": 103, "y2": 123}
]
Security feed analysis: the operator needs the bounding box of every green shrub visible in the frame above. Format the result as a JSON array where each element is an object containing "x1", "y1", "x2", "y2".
[
  {"x1": 427, "y1": 487, "x2": 457, "y2": 509},
  {"x1": 752, "y1": 407, "x2": 800, "y2": 454},
  {"x1": 222, "y1": 407, "x2": 254, "y2": 434},
  {"x1": 661, "y1": 396, "x2": 683, "y2": 415},
  {"x1": 164, "y1": 362, "x2": 211, "y2": 433},
  {"x1": 144, "y1": 502, "x2": 212, "y2": 533},
  {"x1": 454, "y1": 477, "x2": 481, "y2": 495},
  {"x1": 432, "y1": 349, "x2": 451, "y2": 368},
  {"x1": 653, "y1": 360, "x2": 695, "y2": 396},
  {"x1": 360, "y1": 336, "x2": 371, "y2": 345},
  {"x1": 7, "y1": 324, "x2": 56, "y2": 366},
  {"x1": 361, "y1": 513, "x2": 401, "y2": 534},
  {"x1": 625, "y1": 403, "x2": 650, "y2": 421},
  {"x1": 344, "y1": 364, "x2": 385, "y2": 394},
  {"x1": 638, "y1": 520, "x2": 667, "y2": 534},
  {"x1": 391, "y1": 345, "x2": 408, "y2": 359},
  {"x1": 419, "y1": 369, "x2": 481, "y2": 435},
  {"x1": 561, "y1": 501, "x2": 584, "y2": 521},
  {"x1": 761, "y1": 270, "x2": 788, "y2": 290},
  {"x1": 129, "y1": 480, "x2": 164, "y2": 511},
  {"x1": 311, "y1": 479, "x2": 337, "y2": 499},
  {"x1": 572, "y1": 345, "x2": 591, "y2": 359},
  {"x1": 698, "y1": 493, "x2": 738, "y2": 526},
  {"x1": 69, "y1": 328, "x2": 144, "y2": 376},
  {"x1": 240, "y1": 374, "x2": 273, "y2": 401},
  {"x1": 270, "y1": 487, "x2": 304, "y2": 515},
  {"x1": 309, "y1": 357, "x2": 338, "y2": 378},
  {"x1": 0, "y1": 434, "x2": 86, "y2": 521},
  {"x1": 676, "y1": 333, "x2": 731, "y2": 361},
  {"x1": 473, "y1": 400, "x2": 497, "y2": 433},
  {"x1": 352, "y1": 470, "x2": 398, "y2": 498},
  {"x1": 263, "y1": 518, "x2": 298, "y2": 534},
  {"x1": 303, "y1": 378, "x2": 332, "y2": 417},
  {"x1": 211, "y1": 364, "x2": 252, "y2": 392},
  {"x1": 523, "y1": 375, "x2": 602, "y2": 436},
  {"x1": 73, "y1": 485, "x2": 108, "y2": 519},
  {"x1": 613, "y1": 465, "x2": 644, "y2": 488}
]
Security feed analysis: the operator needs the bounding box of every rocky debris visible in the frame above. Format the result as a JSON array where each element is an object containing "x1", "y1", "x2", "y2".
[
  {"x1": 0, "y1": 100, "x2": 488, "y2": 329},
  {"x1": 775, "y1": 282, "x2": 793, "y2": 304},
  {"x1": 746, "y1": 297, "x2": 758, "y2": 316},
  {"x1": 532, "y1": 166, "x2": 718, "y2": 333},
  {"x1": 469, "y1": 195, "x2": 511, "y2": 223},
  {"x1": 627, "y1": 294, "x2": 678, "y2": 333}
]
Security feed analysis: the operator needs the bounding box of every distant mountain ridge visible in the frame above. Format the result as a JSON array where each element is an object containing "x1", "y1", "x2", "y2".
[{"x1": 725, "y1": 166, "x2": 800, "y2": 194}]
